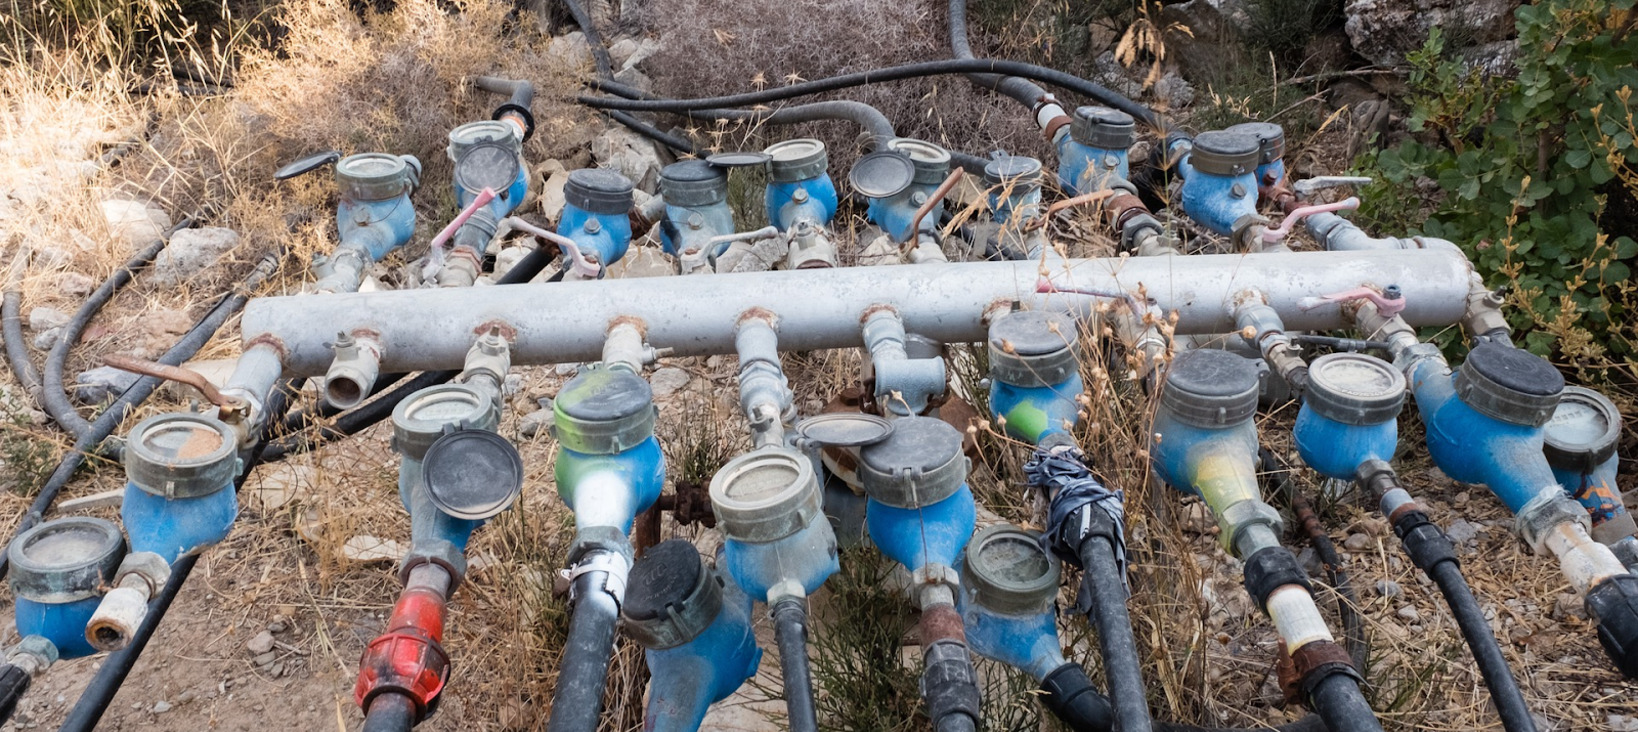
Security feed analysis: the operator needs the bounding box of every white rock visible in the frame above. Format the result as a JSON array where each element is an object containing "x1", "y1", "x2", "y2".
[
  {"x1": 1446, "y1": 519, "x2": 1480, "y2": 544},
  {"x1": 99, "y1": 200, "x2": 171, "y2": 248},
  {"x1": 74, "y1": 365, "x2": 139, "y2": 404},
  {"x1": 648, "y1": 367, "x2": 691, "y2": 398},
  {"x1": 591, "y1": 128, "x2": 663, "y2": 193},
  {"x1": 536, "y1": 160, "x2": 570, "y2": 222},
  {"x1": 31, "y1": 327, "x2": 60, "y2": 350},
  {"x1": 151, "y1": 227, "x2": 240, "y2": 285},
  {"x1": 518, "y1": 408, "x2": 552, "y2": 438},
  {"x1": 1375, "y1": 580, "x2": 1402, "y2": 598},
  {"x1": 546, "y1": 31, "x2": 593, "y2": 71},
  {"x1": 1396, "y1": 605, "x2": 1421, "y2": 623},
  {"x1": 610, "y1": 37, "x2": 662, "y2": 71},
  {"x1": 251, "y1": 462, "x2": 314, "y2": 511},
  {"x1": 151, "y1": 700, "x2": 172, "y2": 714},
  {"x1": 608, "y1": 246, "x2": 675, "y2": 279},
  {"x1": 26, "y1": 307, "x2": 69, "y2": 332},
  {"x1": 342, "y1": 536, "x2": 405, "y2": 563},
  {"x1": 246, "y1": 630, "x2": 276, "y2": 655},
  {"x1": 493, "y1": 245, "x2": 531, "y2": 280}
]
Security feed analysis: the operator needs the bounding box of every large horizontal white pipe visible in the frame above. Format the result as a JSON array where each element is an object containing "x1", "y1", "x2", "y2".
[{"x1": 241, "y1": 249, "x2": 1473, "y2": 377}]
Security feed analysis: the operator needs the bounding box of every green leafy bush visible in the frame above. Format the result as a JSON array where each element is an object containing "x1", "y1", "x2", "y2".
[{"x1": 1356, "y1": 0, "x2": 1638, "y2": 374}]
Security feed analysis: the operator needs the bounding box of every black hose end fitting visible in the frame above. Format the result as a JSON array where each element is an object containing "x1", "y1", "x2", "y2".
[
  {"x1": 1586, "y1": 574, "x2": 1638, "y2": 679},
  {"x1": 922, "y1": 640, "x2": 982, "y2": 729},
  {"x1": 491, "y1": 103, "x2": 536, "y2": 143},
  {"x1": 0, "y1": 663, "x2": 31, "y2": 724},
  {"x1": 1046, "y1": 497, "x2": 1119, "y2": 571},
  {"x1": 1038, "y1": 662, "x2": 1113, "y2": 730},
  {"x1": 1392, "y1": 512, "x2": 1460, "y2": 574},
  {"x1": 1242, "y1": 546, "x2": 1312, "y2": 614}
]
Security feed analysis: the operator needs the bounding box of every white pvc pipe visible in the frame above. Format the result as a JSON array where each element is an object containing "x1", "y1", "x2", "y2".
[{"x1": 241, "y1": 249, "x2": 1475, "y2": 377}]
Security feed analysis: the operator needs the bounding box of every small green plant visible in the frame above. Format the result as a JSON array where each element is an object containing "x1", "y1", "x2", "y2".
[
  {"x1": 0, "y1": 410, "x2": 57, "y2": 497},
  {"x1": 1356, "y1": 0, "x2": 1638, "y2": 374},
  {"x1": 809, "y1": 547, "x2": 922, "y2": 731}
]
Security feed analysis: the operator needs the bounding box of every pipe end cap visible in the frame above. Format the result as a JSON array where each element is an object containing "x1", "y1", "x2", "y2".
[
  {"x1": 623, "y1": 539, "x2": 723, "y2": 649},
  {"x1": 1454, "y1": 342, "x2": 1563, "y2": 427},
  {"x1": 857, "y1": 416, "x2": 967, "y2": 508},
  {"x1": 1160, "y1": 349, "x2": 1261, "y2": 428}
]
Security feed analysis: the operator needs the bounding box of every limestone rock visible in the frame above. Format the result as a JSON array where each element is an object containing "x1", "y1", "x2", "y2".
[
  {"x1": 99, "y1": 200, "x2": 171, "y2": 249},
  {"x1": 151, "y1": 227, "x2": 240, "y2": 286},
  {"x1": 1344, "y1": 0, "x2": 1519, "y2": 68}
]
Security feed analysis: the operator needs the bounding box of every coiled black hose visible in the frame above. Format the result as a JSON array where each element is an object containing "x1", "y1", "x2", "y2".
[
  {"x1": 772, "y1": 597, "x2": 820, "y2": 732},
  {"x1": 579, "y1": 59, "x2": 1162, "y2": 131},
  {"x1": 58, "y1": 379, "x2": 293, "y2": 732},
  {"x1": 947, "y1": 0, "x2": 1054, "y2": 111},
  {"x1": 36, "y1": 217, "x2": 197, "y2": 440},
  {"x1": 0, "y1": 249, "x2": 282, "y2": 581}
]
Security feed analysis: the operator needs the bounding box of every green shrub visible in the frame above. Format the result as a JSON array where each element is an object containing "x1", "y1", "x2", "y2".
[{"x1": 1356, "y1": 0, "x2": 1638, "y2": 376}]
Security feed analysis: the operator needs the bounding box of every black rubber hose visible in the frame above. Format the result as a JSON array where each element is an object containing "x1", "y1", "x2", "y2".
[
  {"x1": 0, "y1": 663, "x2": 30, "y2": 724},
  {"x1": 772, "y1": 597, "x2": 819, "y2": 732},
  {"x1": 2, "y1": 292, "x2": 41, "y2": 403},
  {"x1": 547, "y1": 574, "x2": 621, "y2": 732},
  {"x1": 38, "y1": 217, "x2": 196, "y2": 440},
  {"x1": 561, "y1": 0, "x2": 615, "y2": 80},
  {"x1": 474, "y1": 75, "x2": 534, "y2": 111},
  {"x1": 1079, "y1": 529, "x2": 1155, "y2": 732},
  {"x1": 579, "y1": 59, "x2": 1162, "y2": 131},
  {"x1": 0, "y1": 250, "x2": 281, "y2": 581},
  {"x1": 596, "y1": 79, "x2": 897, "y2": 147},
  {"x1": 947, "y1": 0, "x2": 1052, "y2": 110},
  {"x1": 1306, "y1": 673, "x2": 1380, "y2": 732},
  {"x1": 58, "y1": 381, "x2": 293, "y2": 732},
  {"x1": 605, "y1": 109, "x2": 702, "y2": 155},
  {"x1": 1427, "y1": 560, "x2": 1537, "y2": 731},
  {"x1": 361, "y1": 692, "x2": 417, "y2": 732}
]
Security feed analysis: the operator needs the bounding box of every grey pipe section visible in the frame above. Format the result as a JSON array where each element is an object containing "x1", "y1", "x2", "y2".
[
  {"x1": 1306, "y1": 212, "x2": 1462, "y2": 253},
  {"x1": 735, "y1": 316, "x2": 792, "y2": 448},
  {"x1": 240, "y1": 249, "x2": 1473, "y2": 377}
]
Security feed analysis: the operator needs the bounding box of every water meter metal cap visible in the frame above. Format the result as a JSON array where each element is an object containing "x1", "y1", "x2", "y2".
[
  {"x1": 764, "y1": 139, "x2": 829, "y2": 183},
  {"x1": 983, "y1": 156, "x2": 1044, "y2": 192},
  {"x1": 794, "y1": 413, "x2": 894, "y2": 448},
  {"x1": 988, "y1": 310, "x2": 1080, "y2": 388},
  {"x1": 962, "y1": 524, "x2": 1060, "y2": 616},
  {"x1": 392, "y1": 384, "x2": 499, "y2": 461},
  {"x1": 1188, "y1": 131, "x2": 1261, "y2": 177},
  {"x1": 622, "y1": 539, "x2": 723, "y2": 650},
  {"x1": 551, "y1": 367, "x2": 656, "y2": 455},
  {"x1": 710, "y1": 448, "x2": 823, "y2": 543},
  {"x1": 857, "y1": 416, "x2": 968, "y2": 509},
  {"x1": 1454, "y1": 342, "x2": 1563, "y2": 428},
  {"x1": 705, "y1": 151, "x2": 772, "y2": 169},
  {"x1": 421, "y1": 429, "x2": 523, "y2": 520},
  {"x1": 1225, "y1": 122, "x2": 1286, "y2": 165},
  {"x1": 448, "y1": 120, "x2": 520, "y2": 157},
  {"x1": 7, "y1": 517, "x2": 125, "y2": 604},
  {"x1": 335, "y1": 153, "x2": 419, "y2": 201},
  {"x1": 886, "y1": 138, "x2": 953, "y2": 186},
  {"x1": 565, "y1": 168, "x2": 635, "y2": 216},
  {"x1": 1543, "y1": 386, "x2": 1622, "y2": 472},
  {"x1": 659, "y1": 159, "x2": 729, "y2": 208},
  {"x1": 848, "y1": 151, "x2": 916, "y2": 199},
  {"x1": 1070, "y1": 106, "x2": 1137, "y2": 150},
  {"x1": 1304, "y1": 353, "x2": 1405, "y2": 426},
  {"x1": 125, "y1": 412, "x2": 240, "y2": 498},
  {"x1": 453, "y1": 141, "x2": 521, "y2": 197},
  {"x1": 1161, "y1": 349, "x2": 1261, "y2": 428}
]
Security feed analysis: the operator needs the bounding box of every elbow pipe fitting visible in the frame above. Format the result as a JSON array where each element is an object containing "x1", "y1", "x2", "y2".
[
  {"x1": 862, "y1": 309, "x2": 946, "y2": 416},
  {"x1": 601, "y1": 321, "x2": 657, "y2": 376},
  {"x1": 786, "y1": 219, "x2": 838, "y2": 270},
  {"x1": 325, "y1": 331, "x2": 383, "y2": 410},
  {"x1": 84, "y1": 551, "x2": 171, "y2": 653},
  {"x1": 473, "y1": 75, "x2": 536, "y2": 142}
]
